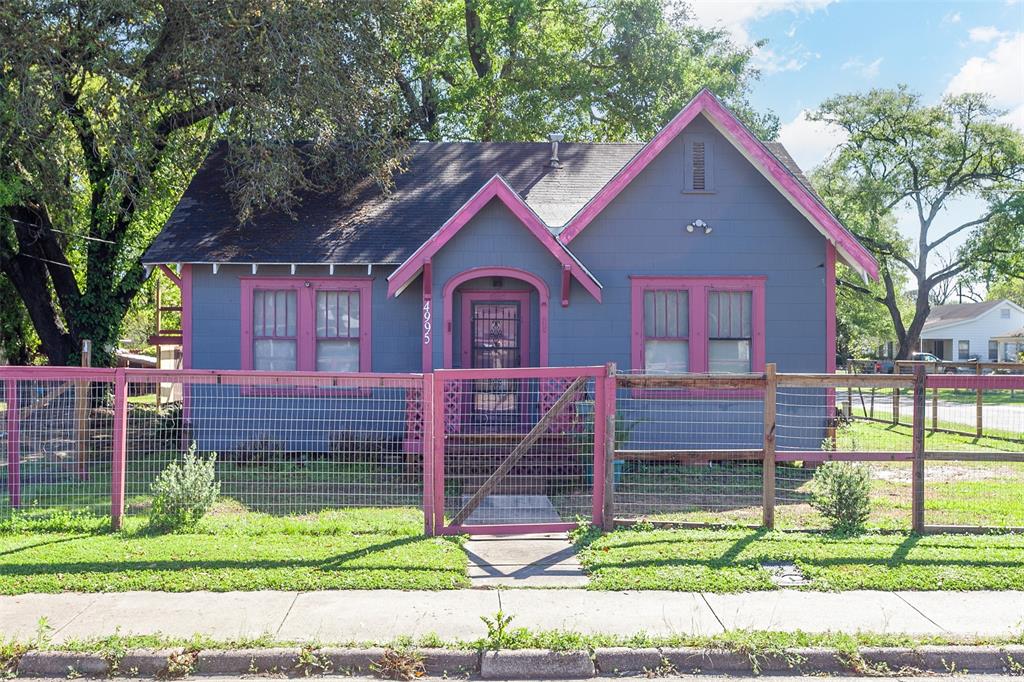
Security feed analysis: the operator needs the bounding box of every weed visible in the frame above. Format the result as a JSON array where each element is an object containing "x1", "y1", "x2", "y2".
[
  {"x1": 370, "y1": 649, "x2": 424, "y2": 680},
  {"x1": 160, "y1": 650, "x2": 197, "y2": 679},
  {"x1": 642, "y1": 656, "x2": 678, "y2": 678},
  {"x1": 480, "y1": 608, "x2": 516, "y2": 650}
]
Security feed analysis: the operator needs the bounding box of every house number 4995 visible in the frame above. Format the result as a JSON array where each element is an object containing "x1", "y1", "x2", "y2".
[{"x1": 422, "y1": 300, "x2": 432, "y2": 345}]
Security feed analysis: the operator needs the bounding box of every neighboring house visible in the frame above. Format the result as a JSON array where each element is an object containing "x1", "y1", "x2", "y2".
[
  {"x1": 919, "y1": 300, "x2": 1024, "y2": 362},
  {"x1": 143, "y1": 89, "x2": 879, "y2": 452}
]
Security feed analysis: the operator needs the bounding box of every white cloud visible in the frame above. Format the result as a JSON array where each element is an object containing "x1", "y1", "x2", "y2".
[
  {"x1": 946, "y1": 32, "x2": 1024, "y2": 129},
  {"x1": 943, "y1": 10, "x2": 962, "y2": 24},
  {"x1": 755, "y1": 47, "x2": 807, "y2": 74},
  {"x1": 685, "y1": 0, "x2": 835, "y2": 45},
  {"x1": 841, "y1": 56, "x2": 883, "y2": 79},
  {"x1": 777, "y1": 109, "x2": 849, "y2": 171},
  {"x1": 968, "y1": 26, "x2": 1006, "y2": 42}
]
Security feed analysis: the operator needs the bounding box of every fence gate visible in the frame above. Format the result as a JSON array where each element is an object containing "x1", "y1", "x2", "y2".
[{"x1": 428, "y1": 366, "x2": 608, "y2": 535}]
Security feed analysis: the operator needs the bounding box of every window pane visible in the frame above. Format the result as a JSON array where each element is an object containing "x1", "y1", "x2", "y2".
[
  {"x1": 644, "y1": 339, "x2": 689, "y2": 373},
  {"x1": 644, "y1": 290, "x2": 687, "y2": 338},
  {"x1": 644, "y1": 291, "x2": 656, "y2": 336},
  {"x1": 316, "y1": 339, "x2": 359, "y2": 372},
  {"x1": 709, "y1": 339, "x2": 751, "y2": 373},
  {"x1": 958, "y1": 340, "x2": 970, "y2": 360},
  {"x1": 708, "y1": 291, "x2": 751, "y2": 338},
  {"x1": 253, "y1": 291, "x2": 265, "y2": 336},
  {"x1": 253, "y1": 339, "x2": 297, "y2": 371},
  {"x1": 989, "y1": 340, "x2": 999, "y2": 361}
]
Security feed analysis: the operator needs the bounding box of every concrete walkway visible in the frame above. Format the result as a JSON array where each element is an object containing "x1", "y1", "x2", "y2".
[
  {"x1": 2, "y1": 590, "x2": 1023, "y2": 643},
  {"x1": 464, "y1": 533, "x2": 588, "y2": 587}
]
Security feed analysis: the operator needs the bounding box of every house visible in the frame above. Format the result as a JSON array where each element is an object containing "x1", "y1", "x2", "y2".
[
  {"x1": 919, "y1": 299, "x2": 1024, "y2": 362},
  {"x1": 143, "y1": 89, "x2": 879, "y2": 453}
]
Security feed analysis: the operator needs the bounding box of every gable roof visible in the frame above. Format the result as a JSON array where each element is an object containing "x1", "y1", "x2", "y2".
[
  {"x1": 385, "y1": 175, "x2": 603, "y2": 300},
  {"x1": 143, "y1": 89, "x2": 877, "y2": 281},
  {"x1": 144, "y1": 142, "x2": 641, "y2": 266},
  {"x1": 556, "y1": 89, "x2": 878, "y2": 280},
  {"x1": 923, "y1": 299, "x2": 1023, "y2": 330}
]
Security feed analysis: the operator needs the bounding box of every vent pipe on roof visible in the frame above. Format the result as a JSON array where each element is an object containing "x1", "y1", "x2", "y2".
[{"x1": 549, "y1": 133, "x2": 564, "y2": 167}]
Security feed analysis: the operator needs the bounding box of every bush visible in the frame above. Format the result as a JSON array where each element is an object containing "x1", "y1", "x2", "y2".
[
  {"x1": 809, "y1": 461, "x2": 871, "y2": 533},
  {"x1": 149, "y1": 444, "x2": 220, "y2": 531}
]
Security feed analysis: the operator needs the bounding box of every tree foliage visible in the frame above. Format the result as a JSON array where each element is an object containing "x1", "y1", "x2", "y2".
[
  {"x1": 1, "y1": 0, "x2": 773, "y2": 366},
  {"x1": 396, "y1": 0, "x2": 777, "y2": 141},
  {"x1": 810, "y1": 87, "x2": 1024, "y2": 359},
  {"x1": 0, "y1": 0, "x2": 407, "y2": 365}
]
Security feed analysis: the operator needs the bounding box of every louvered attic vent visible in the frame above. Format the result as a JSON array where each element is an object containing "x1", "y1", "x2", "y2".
[{"x1": 692, "y1": 141, "x2": 706, "y2": 190}]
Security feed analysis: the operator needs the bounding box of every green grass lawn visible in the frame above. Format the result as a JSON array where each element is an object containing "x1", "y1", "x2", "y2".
[
  {"x1": 0, "y1": 508, "x2": 468, "y2": 594},
  {"x1": 577, "y1": 526, "x2": 1024, "y2": 592}
]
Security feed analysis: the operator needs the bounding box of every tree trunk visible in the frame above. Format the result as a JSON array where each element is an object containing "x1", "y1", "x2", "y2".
[{"x1": 1, "y1": 254, "x2": 77, "y2": 365}]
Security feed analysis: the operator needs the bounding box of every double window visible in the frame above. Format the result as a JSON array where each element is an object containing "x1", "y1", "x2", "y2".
[
  {"x1": 632, "y1": 277, "x2": 765, "y2": 374},
  {"x1": 241, "y1": 278, "x2": 371, "y2": 372}
]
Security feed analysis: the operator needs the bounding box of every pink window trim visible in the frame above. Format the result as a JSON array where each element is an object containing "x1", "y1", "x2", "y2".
[
  {"x1": 240, "y1": 277, "x2": 372, "y2": 373},
  {"x1": 555, "y1": 89, "x2": 878, "y2": 281},
  {"x1": 442, "y1": 267, "x2": 550, "y2": 369},
  {"x1": 630, "y1": 276, "x2": 766, "y2": 375},
  {"x1": 460, "y1": 291, "x2": 532, "y2": 369}
]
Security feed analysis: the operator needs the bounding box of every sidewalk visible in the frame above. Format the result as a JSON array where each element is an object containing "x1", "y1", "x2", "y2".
[{"x1": 2, "y1": 590, "x2": 1023, "y2": 643}]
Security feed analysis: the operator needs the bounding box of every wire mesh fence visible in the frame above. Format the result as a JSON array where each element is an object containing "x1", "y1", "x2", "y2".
[
  {"x1": 434, "y1": 368, "x2": 600, "y2": 531},
  {"x1": 611, "y1": 375, "x2": 765, "y2": 526}
]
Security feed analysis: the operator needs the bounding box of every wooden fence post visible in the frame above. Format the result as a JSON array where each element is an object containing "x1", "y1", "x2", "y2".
[
  {"x1": 931, "y1": 386, "x2": 938, "y2": 431},
  {"x1": 602, "y1": 363, "x2": 617, "y2": 532},
  {"x1": 111, "y1": 367, "x2": 128, "y2": 531},
  {"x1": 5, "y1": 379, "x2": 20, "y2": 509},
  {"x1": 975, "y1": 362, "x2": 983, "y2": 438},
  {"x1": 892, "y1": 386, "x2": 900, "y2": 425},
  {"x1": 911, "y1": 364, "x2": 926, "y2": 533},
  {"x1": 762, "y1": 363, "x2": 777, "y2": 530},
  {"x1": 75, "y1": 339, "x2": 92, "y2": 480}
]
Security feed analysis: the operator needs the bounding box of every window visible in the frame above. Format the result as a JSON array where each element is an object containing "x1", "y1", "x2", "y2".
[
  {"x1": 316, "y1": 290, "x2": 360, "y2": 372},
  {"x1": 632, "y1": 277, "x2": 765, "y2": 374},
  {"x1": 1005, "y1": 343, "x2": 1020, "y2": 362},
  {"x1": 708, "y1": 291, "x2": 753, "y2": 373},
  {"x1": 643, "y1": 290, "x2": 689, "y2": 373},
  {"x1": 252, "y1": 290, "x2": 298, "y2": 370},
  {"x1": 958, "y1": 340, "x2": 971, "y2": 360},
  {"x1": 241, "y1": 278, "x2": 371, "y2": 372},
  {"x1": 989, "y1": 340, "x2": 999, "y2": 361},
  {"x1": 684, "y1": 136, "x2": 713, "y2": 192},
  {"x1": 1001, "y1": 308, "x2": 1011, "y2": 319}
]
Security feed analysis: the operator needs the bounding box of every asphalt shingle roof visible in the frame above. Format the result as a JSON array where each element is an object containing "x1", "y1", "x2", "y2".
[
  {"x1": 144, "y1": 140, "x2": 815, "y2": 265},
  {"x1": 923, "y1": 300, "x2": 1005, "y2": 328}
]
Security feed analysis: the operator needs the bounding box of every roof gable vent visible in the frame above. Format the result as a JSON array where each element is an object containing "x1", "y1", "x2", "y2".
[{"x1": 692, "y1": 141, "x2": 706, "y2": 190}]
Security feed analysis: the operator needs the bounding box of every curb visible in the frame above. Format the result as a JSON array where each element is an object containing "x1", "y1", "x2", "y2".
[{"x1": 12, "y1": 644, "x2": 1024, "y2": 678}]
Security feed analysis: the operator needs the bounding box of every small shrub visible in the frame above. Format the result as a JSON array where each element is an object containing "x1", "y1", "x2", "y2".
[
  {"x1": 809, "y1": 461, "x2": 871, "y2": 533},
  {"x1": 149, "y1": 444, "x2": 220, "y2": 532}
]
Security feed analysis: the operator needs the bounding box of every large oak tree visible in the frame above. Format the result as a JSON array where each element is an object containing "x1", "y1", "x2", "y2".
[{"x1": 811, "y1": 87, "x2": 1024, "y2": 360}]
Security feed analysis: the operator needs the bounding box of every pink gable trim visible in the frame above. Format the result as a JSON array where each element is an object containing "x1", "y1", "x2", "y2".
[
  {"x1": 557, "y1": 89, "x2": 879, "y2": 281},
  {"x1": 386, "y1": 175, "x2": 602, "y2": 302}
]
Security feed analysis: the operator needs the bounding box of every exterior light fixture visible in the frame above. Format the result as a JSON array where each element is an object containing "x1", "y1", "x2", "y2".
[{"x1": 687, "y1": 219, "x2": 710, "y2": 234}]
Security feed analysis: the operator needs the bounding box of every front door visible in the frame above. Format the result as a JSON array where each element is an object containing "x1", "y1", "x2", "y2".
[{"x1": 461, "y1": 292, "x2": 530, "y2": 417}]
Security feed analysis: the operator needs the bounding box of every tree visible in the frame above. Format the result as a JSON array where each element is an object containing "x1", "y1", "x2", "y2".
[
  {"x1": 810, "y1": 87, "x2": 1024, "y2": 359},
  {"x1": 396, "y1": 0, "x2": 777, "y2": 142},
  {"x1": 1, "y1": 0, "x2": 408, "y2": 365}
]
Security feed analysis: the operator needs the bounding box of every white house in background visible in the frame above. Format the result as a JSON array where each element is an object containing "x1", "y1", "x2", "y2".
[{"x1": 919, "y1": 299, "x2": 1024, "y2": 362}]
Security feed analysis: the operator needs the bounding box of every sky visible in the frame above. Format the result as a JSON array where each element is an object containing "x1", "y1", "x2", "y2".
[{"x1": 684, "y1": 0, "x2": 1023, "y2": 258}]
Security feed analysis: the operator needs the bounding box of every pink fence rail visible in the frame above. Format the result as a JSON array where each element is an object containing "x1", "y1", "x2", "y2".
[{"x1": 2, "y1": 365, "x2": 1021, "y2": 534}]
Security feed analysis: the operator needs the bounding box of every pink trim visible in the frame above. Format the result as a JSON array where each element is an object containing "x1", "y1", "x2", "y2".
[
  {"x1": 825, "y1": 242, "x2": 837, "y2": 373},
  {"x1": 460, "y1": 291, "x2": 532, "y2": 369},
  {"x1": 240, "y1": 277, "x2": 372, "y2": 372},
  {"x1": 561, "y1": 265, "x2": 571, "y2": 307},
  {"x1": 436, "y1": 365, "x2": 604, "y2": 380},
  {"x1": 158, "y1": 264, "x2": 182, "y2": 288},
  {"x1": 926, "y1": 374, "x2": 1024, "y2": 390},
  {"x1": 432, "y1": 372, "x2": 446, "y2": 533},
  {"x1": 557, "y1": 89, "x2": 879, "y2": 280},
  {"x1": 439, "y1": 522, "x2": 578, "y2": 536},
  {"x1": 630, "y1": 276, "x2": 766, "y2": 373},
  {"x1": 6, "y1": 379, "x2": 20, "y2": 508},
  {"x1": 386, "y1": 175, "x2": 602, "y2": 302},
  {"x1": 442, "y1": 267, "x2": 550, "y2": 369},
  {"x1": 181, "y1": 265, "x2": 192, "y2": 369},
  {"x1": 422, "y1": 260, "x2": 433, "y2": 373},
  {"x1": 422, "y1": 373, "x2": 435, "y2": 535}
]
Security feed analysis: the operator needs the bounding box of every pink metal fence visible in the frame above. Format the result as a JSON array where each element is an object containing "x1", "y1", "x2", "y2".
[{"x1": 2, "y1": 364, "x2": 1021, "y2": 534}]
